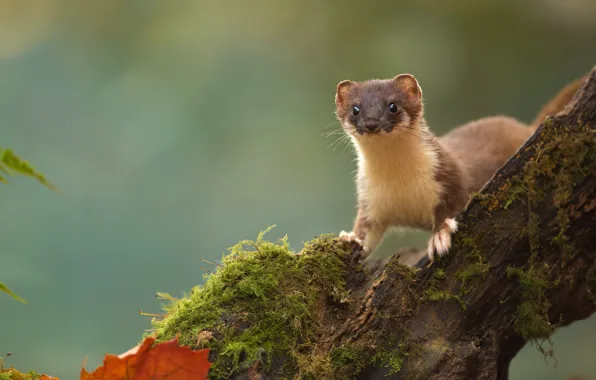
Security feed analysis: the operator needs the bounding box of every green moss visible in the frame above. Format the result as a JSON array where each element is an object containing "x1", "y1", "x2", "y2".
[
  {"x1": 329, "y1": 344, "x2": 370, "y2": 379},
  {"x1": 454, "y1": 237, "x2": 490, "y2": 295},
  {"x1": 422, "y1": 269, "x2": 465, "y2": 309},
  {"x1": 549, "y1": 135, "x2": 594, "y2": 262},
  {"x1": 370, "y1": 344, "x2": 408, "y2": 375},
  {"x1": 387, "y1": 261, "x2": 419, "y2": 280},
  {"x1": 477, "y1": 178, "x2": 526, "y2": 213},
  {"x1": 526, "y1": 212, "x2": 541, "y2": 257},
  {"x1": 474, "y1": 124, "x2": 595, "y2": 356},
  {"x1": 368, "y1": 342, "x2": 421, "y2": 376},
  {"x1": 456, "y1": 262, "x2": 489, "y2": 294},
  {"x1": 477, "y1": 124, "x2": 594, "y2": 222},
  {"x1": 292, "y1": 347, "x2": 334, "y2": 379},
  {"x1": 329, "y1": 339, "x2": 422, "y2": 378},
  {"x1": 149, "y1": 227, "x2": 352, "y2": 379},
  {"x1": 506, "y1": 264, "x2": 554, "y2": 342},
  {"x1": 0, "y1": 368, "x2": 45, "y2": 380},
  {"x1": 511, "y1": 125, "x2": 595, "y2": 347}
]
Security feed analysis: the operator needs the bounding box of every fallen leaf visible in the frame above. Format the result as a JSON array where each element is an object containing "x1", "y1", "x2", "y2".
[
  {"x1": 117, "y1": 344, "x2": 141, "y2": 360},
  {"x1": 80, "y1": 336, "x2": 211, "y2": 380}
]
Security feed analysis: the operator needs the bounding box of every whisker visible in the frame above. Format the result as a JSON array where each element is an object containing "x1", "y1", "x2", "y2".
[
  {"x1": 322, "y1": 129, "x2": 345, "y2": 138},
  {"x1": 326, "y1": 133, "x2": 353, "y2": 153},
  {"x1": 318, "y1": 121, "x2": 341, "y2": 130},
  {"x1": 333, "y1": 136, "x2": 352, "y2": 152},
  {"x1": 326, "y1": 134, "x2": 346, "y2": 150},
  {"x1": 322, "y1": 126, "x2": 343, "y2": 134},
  {"x1": 340, "y1": 135, "x2": 354, "y2": 157},
  {"x1": 324, "y1": 120, "x2": 341, "y2": 129}
]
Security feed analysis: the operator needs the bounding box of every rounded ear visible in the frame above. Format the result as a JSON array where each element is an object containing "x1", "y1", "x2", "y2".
[
  {"x1": 335, "y1": 80, "x2": 355, "y2": 108},
  {"x1": 393, "y1": 74, "x2": 422, "y2": 102}
]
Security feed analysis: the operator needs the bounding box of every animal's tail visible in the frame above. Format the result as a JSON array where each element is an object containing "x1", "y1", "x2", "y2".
[{"x1": 530, "y1": 75, "x2": 588, "y2": 131}]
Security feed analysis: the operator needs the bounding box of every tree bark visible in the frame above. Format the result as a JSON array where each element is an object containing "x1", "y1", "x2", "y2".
[
  {"x1": 344, "y1": 67, "x2": 596, "y2": 380},
  {"x1": 184, "y1": 67, "x2": 596, "y2": 380}
]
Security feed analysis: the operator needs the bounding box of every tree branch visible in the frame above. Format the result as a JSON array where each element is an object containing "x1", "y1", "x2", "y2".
[
  {"x1": 350, "y1": 66, "x2": 596, "y2": 380},
  {"x1": 151, "y1": 66, "x2": 596, "y2": 380}
]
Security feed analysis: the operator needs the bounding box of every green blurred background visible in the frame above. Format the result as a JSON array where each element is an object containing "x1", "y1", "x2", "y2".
[{"x1": 1, "y1": 1, "x2": 595, "y2": 379}]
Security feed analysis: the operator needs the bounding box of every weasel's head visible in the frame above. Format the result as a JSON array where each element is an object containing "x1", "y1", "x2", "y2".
[{"x1": 334, "y1": 74, "x2": 424, "y2": 139}]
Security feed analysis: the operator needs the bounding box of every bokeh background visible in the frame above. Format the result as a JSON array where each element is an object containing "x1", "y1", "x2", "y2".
[{"x1": 1, "y1": 1, "x2": 595, "y2": 379}]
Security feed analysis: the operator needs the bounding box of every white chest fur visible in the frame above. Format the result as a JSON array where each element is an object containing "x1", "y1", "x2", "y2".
[{"x1": 354, "y1": 134, "x2": 441, "y2": 230}]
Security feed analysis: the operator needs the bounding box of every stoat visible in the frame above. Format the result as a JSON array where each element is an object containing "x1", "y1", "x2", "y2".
[{"x1": 334, "y1": 73, "x2": 585, "y2": 264}]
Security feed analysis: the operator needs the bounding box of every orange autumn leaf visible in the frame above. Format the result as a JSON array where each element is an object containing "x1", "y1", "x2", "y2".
[{"x1": 80, "y1": 336, "x2": 211, "y2": 380}]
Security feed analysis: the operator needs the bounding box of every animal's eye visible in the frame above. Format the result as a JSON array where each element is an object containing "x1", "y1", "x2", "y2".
[
  {"x1": 352, "y1": 105, "x2": 360, "y2": 116},
  {"x1": 388, "y1": 103, "x2": 398, "y2": 113}
]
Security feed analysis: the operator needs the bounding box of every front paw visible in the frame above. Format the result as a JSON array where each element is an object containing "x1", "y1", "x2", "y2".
[
  {"x1": 426, "y1": 218, "x2": 458, "y2": 266},
  {"x1": 339, "y1": 230, "x2": 363, "y2": 246}
]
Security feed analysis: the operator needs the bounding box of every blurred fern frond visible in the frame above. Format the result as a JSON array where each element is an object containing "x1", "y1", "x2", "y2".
[{"x1": 1, "y1": 145, "x2": 54, "y2": 304}]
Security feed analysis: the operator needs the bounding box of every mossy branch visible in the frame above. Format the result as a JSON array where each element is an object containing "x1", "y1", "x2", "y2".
[{"x1": 149, "y1": 66, "x2": 596, "y2": 380}]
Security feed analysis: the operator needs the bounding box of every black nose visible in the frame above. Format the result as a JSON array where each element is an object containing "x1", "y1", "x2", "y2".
[{"x1": 364, "y1": 123, "x2": 379, "y2": 132}]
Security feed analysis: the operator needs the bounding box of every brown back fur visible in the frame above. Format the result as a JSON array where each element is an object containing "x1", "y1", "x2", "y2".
[
  {"x1": 440, "y1": 116, "x2": 532, "y2": 193},
  {"x1": 531, "y1": 75, "x2": 587, "y2": 129},
  {"x1": 439, "y1": 75, "x2": 586, "y2": 194}
]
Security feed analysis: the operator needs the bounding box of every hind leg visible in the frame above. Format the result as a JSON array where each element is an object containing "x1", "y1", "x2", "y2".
[{"x1": 427, "y1": 218, "x2": 458, "y2": 266}]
